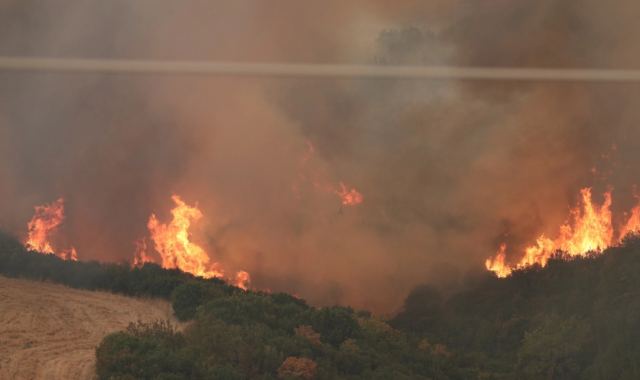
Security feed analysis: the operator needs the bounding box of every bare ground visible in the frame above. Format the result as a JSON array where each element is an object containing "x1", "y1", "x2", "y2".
[{"x1": 0, "y1": 275, "x2": 176, "y2": 380}]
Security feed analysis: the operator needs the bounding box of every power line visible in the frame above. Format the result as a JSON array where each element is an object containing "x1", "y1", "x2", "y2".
[{"x1": 2, "y1": 56, "x2": 640, "y2": 82}]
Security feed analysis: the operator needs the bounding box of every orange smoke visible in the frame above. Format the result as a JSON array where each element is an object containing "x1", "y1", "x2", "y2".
[
  {"x1": 24, "y1": 198, "x2": 77, "y2": 261},
  {"x1": 486, "y1": 188, "x2": 640, "y2": 277},
  {"x1": 296, "y1": 140, "x2": 364, "y2": 207}
]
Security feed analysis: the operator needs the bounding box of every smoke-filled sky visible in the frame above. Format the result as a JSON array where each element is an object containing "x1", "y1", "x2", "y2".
[{"x1": 2, "y1": 1, "x2": 640, "y2": 312}]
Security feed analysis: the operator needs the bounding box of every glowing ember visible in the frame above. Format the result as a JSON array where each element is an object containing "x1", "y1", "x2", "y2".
[
  {"x1": 296, "y1": 140, "x2": 364, "y2": 207},
  {"x1": 335, "y1": 182, "x2": 364, "y2": 207},
  {"x1": 234, "y1": 270, "x2": 251, "y2": 290},
  {"x1": 487, "y1": 188, "x2": 616, "y2": 277},
  {"x1": 147, "y1": 195, "x2": 224, "y2": 279},
  {"x1": 24, "y1": 198, "x2": 78, "y2": 260}
]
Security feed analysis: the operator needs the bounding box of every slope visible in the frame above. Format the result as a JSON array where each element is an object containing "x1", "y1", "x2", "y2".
[{"x1": 0, "y1": 276, "x2": 175, "y2": 380}]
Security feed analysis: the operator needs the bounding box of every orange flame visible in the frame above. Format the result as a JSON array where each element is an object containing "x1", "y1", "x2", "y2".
[
  {"x1": 484, "y1": 244, "x2": 512, "y2": 278},
  {"x1": 234, "y1": 270, "x2": 251, "y2": 290},
  {"x1": 132, "y1": 238, "x2": 153, "y2": 268},
  {"x1": 335, "y1": 182, "x2": 364, "y2": 207},
  {"x1": 59, "y1": 247, "x2": 78, "y2": 261},
  {"x1": 24, "y1": 198, "x2": 78, "y2": 260},
  {"x1": 620, "y1": 204, "x2": 640, "y2": 240},
  {"x1": 25, "y1": 198, "x2": 64, "y2": 254},
  {"x1": 146, "y1": 195, "x2": 224, "y2": 279},
  {"x1": 296, "y1": 140, "x2": 364, "y2": 207},
  {"x1": 486, "y1": 188, "x2": 615, "y2": 277}
]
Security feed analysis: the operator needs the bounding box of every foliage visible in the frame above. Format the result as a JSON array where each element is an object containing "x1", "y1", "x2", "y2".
[
  {"x1": 0, "y1": 230, "x2": 233, "y2": 304},
  {"x1": 12, "y1": 231, "x2": 640, "y2": 378},
  {"x1": 0, "y1": 231, "x2": 465, "y2": 379},
  {"x1": 392, "y1": 236, "x2": 640, "y2": 379},
  {"x1": 95, "y1": 321, "x2": 189, "y2": 380},
  {"x1": 277, "y1": 357, "x2": 317, "y2": 380},
  {"x1": 171, "y1": 281, "x2": 228, "y2": 321}
]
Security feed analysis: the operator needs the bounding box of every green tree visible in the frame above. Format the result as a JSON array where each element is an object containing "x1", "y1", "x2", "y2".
[{"x1": 517, "y1": 315, "x2": 591, "y2": 380}]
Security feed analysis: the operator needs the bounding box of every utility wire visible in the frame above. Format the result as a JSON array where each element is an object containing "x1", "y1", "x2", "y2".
[{"x1": 2, "y1": 56, "x2": 640, "y2": 82}]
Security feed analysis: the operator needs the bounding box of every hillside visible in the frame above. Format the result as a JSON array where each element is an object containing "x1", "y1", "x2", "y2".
[
  {"x1": 0, "y1": 232, "x2": 466, "y2": 379},
  {"x1": 5, "y1": 231, "x2": 640, "y2": 379},
  {"x1": 392, "y1": 234, "x2": 640, "y2": 379},
  {"x1": 0, "y1": 276, "x2": 175, "y2": 380}
]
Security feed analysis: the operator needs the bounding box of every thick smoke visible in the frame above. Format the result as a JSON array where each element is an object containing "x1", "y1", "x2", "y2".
[{"x1": 1, "y1": 1, "x2": 640, "y2": 312}]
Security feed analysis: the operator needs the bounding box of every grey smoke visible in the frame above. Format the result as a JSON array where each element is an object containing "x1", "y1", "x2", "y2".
[{"x1": 1, "y1": 1, "x2": 640, "y2": 312}]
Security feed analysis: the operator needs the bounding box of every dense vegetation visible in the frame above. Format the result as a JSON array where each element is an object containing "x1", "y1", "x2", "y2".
[
  {"x1": 0, "y1": 231, "x2": 466, "y2": 379},
  {"x1": 392, "y1": 234, "x2": 640, "y2": 380},
  {"x1": 4, "y1": 230, "x2": 640, "y2": 379}
]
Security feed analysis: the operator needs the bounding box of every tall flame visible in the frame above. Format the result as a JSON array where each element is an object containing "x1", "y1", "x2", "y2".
[
  {"x1": 147, "y1": 195, "x2": 224, "y2": 279},
  {"x1": 484, "y1": 244, "x2": 512, "y2": 278},
  {"x1": 486, "y1": 188, "x2": 618, "y2": 277},
  {"x1": 24, "y1": 198, "x2": 77, "y2": 261}
]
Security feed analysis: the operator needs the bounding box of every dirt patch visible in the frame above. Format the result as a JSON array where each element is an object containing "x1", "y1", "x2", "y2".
[{"x1": 0, "y1": 276, "x2": 176, "y2": 380}]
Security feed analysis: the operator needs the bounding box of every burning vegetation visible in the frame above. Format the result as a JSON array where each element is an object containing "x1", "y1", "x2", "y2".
[
  {"x1": 294, "y1": 140, "x2": 364, "y2": 208},
  {"x1": 145, "y1": 195, "x2": 224, "y2": 279},
  {"x1": 137, "y1": 195, "x2": 251, "y2": 289},
  {"x1": 17, "y1": 153, "x2": 363, "y2": 291},
  {"x1": 24, "y1": 198, "x2": 77, "y2": 261},
  {"x1": 486, "y1": 188, "x2": 640, "y2": 277},
  {"x1": 335, "y1": 182, "x2": 364, "y2": 207}
]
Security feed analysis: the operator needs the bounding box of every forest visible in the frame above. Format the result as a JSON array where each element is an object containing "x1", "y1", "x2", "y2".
[{"x1": 2, "y1": 231, "x2": 640, "y2": 379}]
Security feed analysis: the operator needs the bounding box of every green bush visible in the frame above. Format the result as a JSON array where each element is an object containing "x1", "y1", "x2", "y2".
[
  {"x1": 96, "y1": 321, "x2": 188, "y2": 380},
  {"x1": 311, "y1": 307, "x2": 361, "y2": 347},
  {"x1": 171, "y1": 282, "x2": 209, "y2": 321}
]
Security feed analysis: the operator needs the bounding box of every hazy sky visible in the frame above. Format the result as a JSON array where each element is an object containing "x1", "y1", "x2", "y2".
[{"x1": 2, "y1": 1, "x2": 640, "y2": 312}]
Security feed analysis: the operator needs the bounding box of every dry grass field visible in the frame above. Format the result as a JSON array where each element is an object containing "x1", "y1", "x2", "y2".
[{"x1": 0, "y1": 275, "x2": 175, "y2": 380}]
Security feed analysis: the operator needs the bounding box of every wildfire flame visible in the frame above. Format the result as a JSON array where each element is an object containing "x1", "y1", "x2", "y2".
[
  {"x1": 59, "y1": 247, "x2": 78, "y2": 261},
  {"x1": 132, "y1": 238, "x2": 153, "y2": 267},
  {"x1": 234, "y1": 270, "x2": 251, "y2": 290},
  {"x1": 484, "y1": 244, "x2": 512, "y2": 278},
  {"x1": 486, "y1": 188, "x2": 640, "y2": 277},
  {"x1": 146, "y1": 195, "x2": 224, "y2": 279},
  {"x1": 620, "y1": 203, "x2": 640, "y2": 241},
  {"x1": 140, "y1": 195, "x2": 251, "y2": 288},
  {"x1": 24, "y1": 198, "x2": 77, "y2": 261},
  {"x1": 335, "y1": 182, "x2": 364, "y2": 207},
  {"x1": 296, "y1": 140, "x2": 364, "y2": 207}
]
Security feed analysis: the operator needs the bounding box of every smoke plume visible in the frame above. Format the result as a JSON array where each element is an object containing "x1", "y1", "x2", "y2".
[{"x1": 2, "y1": 0, "x2": 640, "y2": 312}]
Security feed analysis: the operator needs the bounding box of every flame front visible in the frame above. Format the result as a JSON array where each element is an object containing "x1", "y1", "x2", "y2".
[
  {"x1": 484, "y1": 244, "x2": 512, "y2": 278},
  {"x1": 486, "y1": 188, "x2": 618, "y2": 277},
  {"x1": 24, "y1": 198, "x2": 77, "y2": 261},
  {"x1": 147, "y1": 195, "x2": 223, "y2": 279}
]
